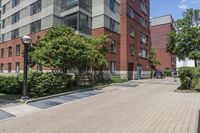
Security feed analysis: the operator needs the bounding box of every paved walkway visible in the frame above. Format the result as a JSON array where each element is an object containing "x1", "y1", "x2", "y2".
[{"x1": 0, "y1": 78, "x2": 200, "y2": 133}]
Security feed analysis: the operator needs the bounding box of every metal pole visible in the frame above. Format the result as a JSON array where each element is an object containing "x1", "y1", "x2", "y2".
[{"x1": 22, "y1": 45, "x2": 29, "y2": 99}]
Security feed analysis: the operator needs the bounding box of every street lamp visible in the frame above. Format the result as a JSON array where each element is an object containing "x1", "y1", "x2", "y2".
[{"x1": 21, "y1": 35, "x2": 32, "y2": 99}]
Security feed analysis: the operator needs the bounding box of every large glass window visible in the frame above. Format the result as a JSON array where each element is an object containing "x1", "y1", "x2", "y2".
[
  {"x1": 30, "y1": 0, "x2": 42, "y2": 15},
  {"x1": 11, "y1": 29, "x2": 19, "y2": 39},
  {"x1": 64, "y1": 13, "x2": 78, "y2": 30},
  {"x1": 79, "y1": 0, "x2": 92, "y2": 12},
  {"x1": 140, "y1": 49, "x2": 148, "y2": 58},
  {"x1": 110, "y1": 0, "x2": 116, "y2": 12},
  {"x1": 30, "y1": 20, "x2": 41, "y2": 33},
  {"x1": 12, "y1": 0, "x2": 20, "y2": 8},
  {"x1": 64, "y1": 12, "x2": 92, "y2": 34},
  {"x1": 79, "y1": 13, "x2": 92, "y2": 34},
  {"x1": 12, "y1": 11, "x2": 20, "y2": 24}
]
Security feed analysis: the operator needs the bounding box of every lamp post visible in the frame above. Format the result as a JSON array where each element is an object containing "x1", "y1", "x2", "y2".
[{"x1": 21, "y1": 35, "x2": 32, "y2": 99}]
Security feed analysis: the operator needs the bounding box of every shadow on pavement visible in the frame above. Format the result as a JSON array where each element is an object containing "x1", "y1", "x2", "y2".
[{"x1": 0, "y1": 99, "x2": 16, "y2": 107}]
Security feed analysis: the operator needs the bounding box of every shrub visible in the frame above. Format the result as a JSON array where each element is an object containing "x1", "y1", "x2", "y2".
[
  {"x1": 178, "y1": 67, "x2": 200, "y2": 90},
  {"x1": 0, "y1": 75, "x2": 21, "y2": 94},
  {"x1": 19, "y1": 72, "x2": 70, "y2": 98},
  {"x1": 164, "y1": 69, "x2": 172, "y2": 77}
]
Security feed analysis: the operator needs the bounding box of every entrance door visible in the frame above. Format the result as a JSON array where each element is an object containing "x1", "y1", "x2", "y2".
[
  {"x1": 137, "y1": 65, "x2": 142, "y2": 80},
  {"x1": 128, "y1": 63, "x2": 134, "y2": 80}
]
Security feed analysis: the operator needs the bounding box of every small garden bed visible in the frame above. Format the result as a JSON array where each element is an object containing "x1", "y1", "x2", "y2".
[{"x1": 0, "y1": 72, "x2": 128, "y2": 100}]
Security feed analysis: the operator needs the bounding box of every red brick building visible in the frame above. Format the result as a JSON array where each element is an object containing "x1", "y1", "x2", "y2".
[
  {"x1": 150, "y1": 15, "x2": 176, "y2": 71},
  {"x1": 0, "y1": 0, "x2": 151, "y2": 80}
]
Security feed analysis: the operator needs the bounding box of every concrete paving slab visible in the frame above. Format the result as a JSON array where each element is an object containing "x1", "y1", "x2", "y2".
[
  {"x1": 28, "y1": 100, "x2": 62, "y2": 109},
  {"x1": 1, "y1": 104, "x2": 42, "y2": 117},
  {"x1": 0, "y1": 110, "x2": 15, "y2": 120}
]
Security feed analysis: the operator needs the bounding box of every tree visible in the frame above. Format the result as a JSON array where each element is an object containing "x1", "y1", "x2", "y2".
[
  {"x1": 29, "y1": 26, "x2": 110, "y2": 77},
  {"x1": 166, "y1": 9, "x2": 200, "y2": 67},
  {"x1": 148, "y1": 49, "x2": 160, "y2": 71}
]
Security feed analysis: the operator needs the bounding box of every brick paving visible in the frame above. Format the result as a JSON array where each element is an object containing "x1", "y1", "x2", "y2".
[{"x1": 0, "y1": 78, "x2": 200, "y2": 133}]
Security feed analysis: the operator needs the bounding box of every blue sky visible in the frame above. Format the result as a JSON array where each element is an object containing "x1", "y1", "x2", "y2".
[{"x1": 150, "y1": 0, "x2": 200, "y2": 20}]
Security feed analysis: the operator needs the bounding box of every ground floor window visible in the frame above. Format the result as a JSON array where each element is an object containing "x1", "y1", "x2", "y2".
[
  {"x1": 15, "y1": 62, "x2": 20, "y2": 73},
  {"x1": 110, "y1": 61, "x2": 116, "y2": 74},
  {"x1": 0, "y1": 63, "x2": 4, "y2": 73},
  {"x1": 8, "y1": 63, "x2": 12, "y2": 73}
]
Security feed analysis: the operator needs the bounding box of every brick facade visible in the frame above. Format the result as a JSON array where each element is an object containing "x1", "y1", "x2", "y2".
[{"x1": 150, "y1": 23, "x2": 176, "y2": 71}]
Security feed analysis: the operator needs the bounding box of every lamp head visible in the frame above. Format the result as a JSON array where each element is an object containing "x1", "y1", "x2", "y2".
[{"x1": 21, "y1": 36, "x2": 32, "y2": 45}]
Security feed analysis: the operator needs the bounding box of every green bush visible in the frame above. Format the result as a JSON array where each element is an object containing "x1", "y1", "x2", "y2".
[
  {"x1": 23, "y1": 72, "x2": 70, "y2": 98},
  {"x1": 164, "y1": 69, "x2": 172, "y2": 77},
  {"x1": 0, "y1": 75, "x2": 21, "y2": 94},
  {"x1": 178, "y1": 67, "x2": 200, "y2": 90}
]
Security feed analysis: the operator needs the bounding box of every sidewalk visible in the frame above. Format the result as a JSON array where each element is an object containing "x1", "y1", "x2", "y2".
[{"x1": 0, "y1": 89, "x2": 103, "y2": 120}]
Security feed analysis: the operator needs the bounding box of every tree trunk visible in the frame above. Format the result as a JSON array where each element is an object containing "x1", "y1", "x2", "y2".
[{"x1": 194, "y1": 60, "x2": 198, "y2": 67}]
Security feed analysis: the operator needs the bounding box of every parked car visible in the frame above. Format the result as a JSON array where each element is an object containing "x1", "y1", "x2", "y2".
[{"x1": 154, "y1": 71, "x2": 165, "y2": 79}]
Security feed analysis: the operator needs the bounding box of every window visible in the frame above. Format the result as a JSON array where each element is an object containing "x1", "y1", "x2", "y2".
[
  {"x1": 79, "y1": 13, "x2": 92, "y2": 34},
  {"x1": 0, "y1": 64, "x2": 4, "y2": 73},
  {"x1": 110, "y1": 61, "x2": 116, "y2": 74},
  {"x1": 140, "y1": 17, "x2": 148, "y2": 28},
  {"x1": 16, "y1": 45, "x2": 20, "y2": 56},
  {"x1": 111, "y1": 40, "x2": 117, "y2": 53},
  {"x1": 11, "y1": 29, "x2": 19, "y2": 39},
  {"x1": 64, "y1": 13, "x2": 78, "y2": 30},
  {"x1": 8, "y1": 47, "x2": 12, "y2": 57},
  {"x1": 63, "y1": 0, "x2": 78, "y2": 7},
  {"x1": 130, "y1": 45, "x2": 134, "y2": 56},
  {"x1": 79, "y1": 0, "x2": 92, "y2": 12},
  {"x1": 128, "y1": 7, "x2": 135, "y2": 19},
  {"x1": 141, "y1": 2, "x2": 147, "y2": 14},
  {"x1": 2, "y1": 4, "x2": 6, "y2": 14},
  {"x1": 12, "y1": 12, "x2": 20, "y2": 24},
  {"x1": 8, "y1": 63, "x2": 12, "y2": 73},
  {"x1": 2, "y1": 19, "x2": 5, "y2": 29},
  {"x1": 30, "y1": 20, "x2": 41, "y2": 33},
  {"x1": 110, "y1": 0, "x2": 116, "y2": 12},
  {"x1": 1, "y1": 49, "x2": 4, "y2": 58},
  {"x1": 30, "y1": 0, "x2": 42, "y2": 15},
  {"x1": 129, "y1": 25, "x2": 135, "y2": 37},
  {"x1": 12, "y1": 0, "x2": 20, "y2": 7},
  {"x1": 140, "y1": 49, "x2": 148, "y2": 58},
  {"x1": 15, "y1": 62, "x2": 20, "y2": 73},
  {"x1": 140, "y1": 32, "x2": 148, "y2": 44},
  {"x1": 105, "y1": 16, "x2": 119, "y2": 33},
  {"x1": 2, "y1": 34, "x2": 5, "y2": 42}
]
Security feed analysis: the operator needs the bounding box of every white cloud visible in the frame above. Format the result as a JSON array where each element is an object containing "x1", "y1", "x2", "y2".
[{"x1": 178, "y1": 4, "x2": 188, "y2": 9}]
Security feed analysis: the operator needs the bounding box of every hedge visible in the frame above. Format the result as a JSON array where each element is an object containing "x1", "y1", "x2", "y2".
[
  {"x1": 0, "y1": 72, "x2": 70, "y2": 98},
  {"x1": 178, "y1": 67, "x2": 200, "y2": 90}
]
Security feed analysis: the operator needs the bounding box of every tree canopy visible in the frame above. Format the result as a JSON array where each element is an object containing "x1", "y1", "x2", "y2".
[
  {"x1": 29, "y1": 26, "x2": 110, "y2": 74},
  {"x1": 148, "y1": 49, "x2": 160, "y2": 71},
  {"x1": 166, "y1": 9, "x2": 200, "y2": 67}
]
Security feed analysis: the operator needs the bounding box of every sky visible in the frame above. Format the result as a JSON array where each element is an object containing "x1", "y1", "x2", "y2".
[{"x1": 150, "y1": 0, "x2": 200, "y2": 20}]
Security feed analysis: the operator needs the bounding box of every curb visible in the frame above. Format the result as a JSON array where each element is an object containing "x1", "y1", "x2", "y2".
[{"x1": 24, "y1": 82, "x2": 124, "y2": 104}]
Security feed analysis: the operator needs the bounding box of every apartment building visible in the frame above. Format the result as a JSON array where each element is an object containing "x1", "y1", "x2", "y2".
[
  {"x1": 150, "y1": 15, "x2": 176, "y2": 72},
  {"x1": 0, "y1": 0, "x2": 151, "y2": 80}
]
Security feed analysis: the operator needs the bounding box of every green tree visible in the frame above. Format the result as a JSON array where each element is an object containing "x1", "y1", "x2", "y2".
[
  {"x1": 148, "y1": 49, "x2": 160, "y2": 71},
  {"x1": 29, "y1": 26, "x2": 110, "y2": 76},
  {"x1": 166, "y1": 9, "x2": 200, "y2": 67}
]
